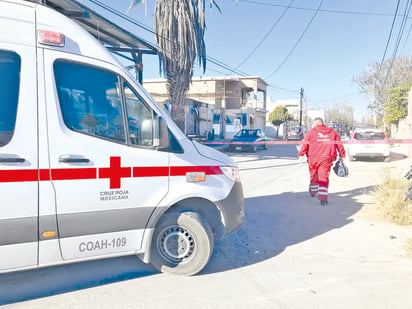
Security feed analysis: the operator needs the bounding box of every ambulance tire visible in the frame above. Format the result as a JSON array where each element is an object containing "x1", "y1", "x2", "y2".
[{"x1": 150, "y1": 211, "x2": 214, "y2": 276}]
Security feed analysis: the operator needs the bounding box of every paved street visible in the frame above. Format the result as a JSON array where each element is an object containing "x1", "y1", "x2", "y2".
[{"x1": 1, "y1": 144, "x2": 412, "y2": 308}]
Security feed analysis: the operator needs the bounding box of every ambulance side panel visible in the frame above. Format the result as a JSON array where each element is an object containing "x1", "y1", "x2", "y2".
[
  {"x1": 42, "y1": 52, "x2": 170, "y2": 260},
  {"x1": 0, "y1": 2, "x2": 39, "y2": 271},
  {"x1": 0, "y1": 1, "x2": 244, "y2": 274}
]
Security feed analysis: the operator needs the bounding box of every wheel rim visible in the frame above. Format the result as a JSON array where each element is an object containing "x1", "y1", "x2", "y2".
[{"x1": 157, "y1": 226, "x2": 195, "y2": 264}]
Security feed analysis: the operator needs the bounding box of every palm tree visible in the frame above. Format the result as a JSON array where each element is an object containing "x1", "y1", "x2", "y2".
[{"x1": 128, "y1": 0, "x2": 216, "y2": 130}]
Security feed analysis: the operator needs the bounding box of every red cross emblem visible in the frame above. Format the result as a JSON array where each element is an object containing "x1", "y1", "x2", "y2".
[{"x1": 99, "y1": 157, "x2": 131, "y2": 189}]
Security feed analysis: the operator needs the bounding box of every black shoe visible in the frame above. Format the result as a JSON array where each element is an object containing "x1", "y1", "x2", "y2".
[
  {"x1": 310, "y1": 194, "x2": 316, "y2": 197},
  {"x1": 320, "y1": 200, "x2": 328, "y2": 206}
]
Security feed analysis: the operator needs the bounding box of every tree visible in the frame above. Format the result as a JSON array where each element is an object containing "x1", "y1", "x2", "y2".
[
  {"x1": 81, "y1": 114, "x2": 98, "y2": 133},
  {"x1": 129, "y1": 0, "x2": 218, "y2": 131},
  {"x1": 353, "y1": 55, "x2": 412, "y2": 127},
  {"x1": 383, "y1": 81, "x2": 411, "y2": 125},
  {"x1": 269, "y1": 105, "x2": 291, "y2": 126},
  {"x1": 325, "y1": 103, "x2": 354, "y2": 128}
]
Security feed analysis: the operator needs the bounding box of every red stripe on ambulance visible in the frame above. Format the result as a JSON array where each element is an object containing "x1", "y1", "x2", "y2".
[
  {"x1": 52, "y1": 168, "x2": 97, "y2": 181},
  {"x1": 0, "y1": 169, "x2": 38, "y2": 182},
  {"x1": 133, "y1": 166, "x2": 169, "y2": 177},
  {"x1": 0, "y1": 156, "x2": 222, "y2": 186}
]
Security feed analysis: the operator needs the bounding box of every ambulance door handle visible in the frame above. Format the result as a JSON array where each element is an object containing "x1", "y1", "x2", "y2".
[
  {"x1": 58, "y1": 155, "x2": 90, "y2": 163},
  {"x1": 0, "y1": 155, "x2": 25, "y2": 163}
]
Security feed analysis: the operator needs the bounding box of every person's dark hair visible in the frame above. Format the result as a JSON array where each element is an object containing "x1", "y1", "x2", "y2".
[{"x1": 313, "y1": 117, "x2": 324, "y2": 125}]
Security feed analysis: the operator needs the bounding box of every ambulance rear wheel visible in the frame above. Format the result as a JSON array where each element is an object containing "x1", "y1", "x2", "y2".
[{"x1": 150, "y1": 211, "x2": 214, "y2": 276}]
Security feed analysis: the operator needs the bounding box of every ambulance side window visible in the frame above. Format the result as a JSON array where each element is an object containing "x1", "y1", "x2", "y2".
[
  {"x1": 0, "y1": 50, "x2": 20, "y2": 147},
  {"x1": 123, "y1": 83, "x2": 154, "y2": 147},
  {"x1": 54, "y1": 61, "x2": 126, "y2": 143}
]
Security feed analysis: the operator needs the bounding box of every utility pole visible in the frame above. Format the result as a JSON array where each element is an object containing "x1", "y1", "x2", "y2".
[
  {"x1": 220, "y1": 77, "x2": 226, "y2": 139},
  {"x1": 299, "y1": 87, "x2": 304, "y2": 126}
]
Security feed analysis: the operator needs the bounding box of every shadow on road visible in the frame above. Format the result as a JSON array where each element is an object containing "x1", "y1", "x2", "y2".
[
  {"x1": 0, "y1": 255, "x2": 157, "y2": 305},
  {"x1": 347, "y1": 150, "x2": 408, "y2": 163},
  {"x1": 227, "y1": 144, "x2": 299, "y2": 163},
  {"x1": 202, "y1": 186, "x2": 374, "y2": 274},
  {"x1": 0, "y1": 164, "x2": 372, "y2": 304}
]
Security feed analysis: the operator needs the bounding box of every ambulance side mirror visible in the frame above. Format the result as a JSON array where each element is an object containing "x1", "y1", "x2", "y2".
[{"x1": 154, "y1": 115, "x2": 170, "y2": 149}]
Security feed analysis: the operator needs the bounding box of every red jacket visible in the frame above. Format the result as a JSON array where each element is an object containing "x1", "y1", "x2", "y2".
[{"x1": 298, "y1": 124, "x2": 346, "y2": 160}]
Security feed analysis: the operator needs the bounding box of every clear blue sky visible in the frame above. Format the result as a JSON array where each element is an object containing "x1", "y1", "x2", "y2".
[{"x1": 79, "y1": 0, "x2": 412, "y2": 121}]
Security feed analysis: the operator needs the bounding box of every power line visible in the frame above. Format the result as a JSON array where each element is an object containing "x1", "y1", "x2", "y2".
[
  {"x1": 86, "y1": 0, "x2": 249, "y2": 77},
  {"x1": 401, "y1": 22, "x2": 412, "y2": 52},
  {"x1": 233, "y1": 0, "x2": 295, "y2": 70},
  {"x1": 206, "y1": 67, "x2": 230, "y2": 75},
  {"x1": 207, "y1": 55, "x2": 249, "y2": 76},
  {"x1": 88, "y1": 0, "x2": 155, "y2": 35},
  {"x1": 265, "y1": 0, "x2": 324, "y2": 80},
  {"x1": 391, "y1": 0, "x2": 412, "y2": 60},
  {"x1": 86, "y1": 0, "x2": 301, "y2": 96},
  {"x1": 238, "y1": 0, "x2": 408, "y2": 18},
  {"x1": 382, "y1": 0, "x2": 412, "y2": 83},
  {"x1": 267, "y1": 83, "x2": 299, "y2": 95},
  {"x1": 380, "y1": 0, "x2": 401, "y2": 65}
]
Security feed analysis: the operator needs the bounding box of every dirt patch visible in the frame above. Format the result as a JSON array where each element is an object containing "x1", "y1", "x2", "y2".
[
  {"x1": 407, "y1": 239, "x2": 412, "y2": 257},
  {"x1": 354, "y1": 201, "x2": 388, "y2": 222},
  {"x1": 350, "y1": 192, "x2": 388, "y2": 222}
]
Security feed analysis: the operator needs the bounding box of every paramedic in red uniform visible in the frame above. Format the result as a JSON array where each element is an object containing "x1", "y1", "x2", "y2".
[{"x1": 298, "y1": 118, "x2": 346, "y2": 205}]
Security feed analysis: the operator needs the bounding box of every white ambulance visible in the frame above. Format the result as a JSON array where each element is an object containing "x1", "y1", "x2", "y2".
[{"x1": 0, "y1": 0, "x2": 244, "y2": 276}]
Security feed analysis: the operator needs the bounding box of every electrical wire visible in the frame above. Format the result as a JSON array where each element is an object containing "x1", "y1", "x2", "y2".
[
  {"x1": 391, "y1": 0, "x2": 412, "y2": 60},
  {"x1": 267, "y1": 83, "x2": 298, "y2": 95},
  {"x1": 238, "y1": 0, "x2": 407, "y2": 18},
  {"x1": 382, "y1": 0, "x2": 412, "y2": 83},
  {"x1": 87, "y1": 0, "x2": 252, "y2": 77},
  {"x1": 233, "y1": 0, "x2": 295, "y2": 70},
  {"x1": 401, "y1": 22, "x2": 412, "y2": 52},
  {"x1": 380, "y1": 0, "x2": 401, "y2": 65},
  {"x1": 88, "y1": 0, "x2": 155, "y2": 35},
  {"x1": 85, "y1": 0, "x2": 302, "y2": 98},
  {"x1": 207, "y1": 55, "x2": 249, "y2": 76},
  {"x1": 206, "y1": 67, "x2": 230, "y2": 75},
  {"x1": 265, "y1": 0, "x2": 324, "y2": 80}
]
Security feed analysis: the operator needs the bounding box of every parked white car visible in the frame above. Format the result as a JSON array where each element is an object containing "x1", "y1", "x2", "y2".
[{"x1": 348, "y1": 128, "x2": 390, "y2": 162}]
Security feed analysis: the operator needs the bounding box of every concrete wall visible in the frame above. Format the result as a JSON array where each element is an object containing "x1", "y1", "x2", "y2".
[
  {"x1": 390, "y1": 87, "x2": 412, "y2": 157},
  {"x1": 143, "y1": 76, "x2": 267, "y2": 109},
  {"x1": 143, "y1": 76, "x2": 268, "y2": 138}
]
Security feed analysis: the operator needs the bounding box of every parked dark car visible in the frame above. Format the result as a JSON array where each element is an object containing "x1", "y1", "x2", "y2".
[
  {"x1": 227, "y1": 129, "x2": 268, "y2": 152},
  {"x1": 285, "y1": 126, "x2": 306, "y2": 141}
]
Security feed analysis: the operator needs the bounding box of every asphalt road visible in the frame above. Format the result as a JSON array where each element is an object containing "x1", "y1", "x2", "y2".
[{"x1": 1, "y1": 144, "x2": 412, "y2": 308}]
